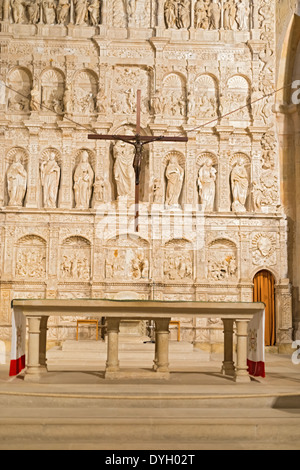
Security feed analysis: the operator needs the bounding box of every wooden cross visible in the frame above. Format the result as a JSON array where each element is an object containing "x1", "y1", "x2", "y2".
[{"x1": 88, "y1": 90, "x2": 188, "y2": 232}]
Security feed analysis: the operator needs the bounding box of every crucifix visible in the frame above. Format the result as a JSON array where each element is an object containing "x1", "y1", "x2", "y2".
[{"x1": 88, "y1": 90, "x2": 188, "y2": 232}]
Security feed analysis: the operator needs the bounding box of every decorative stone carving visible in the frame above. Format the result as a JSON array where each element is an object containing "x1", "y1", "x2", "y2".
[
  {"x1": 73, "y1": 70, "x2": 97, "y2": 115},
  {"x1": 198, "y1": 157, "x2": 217, "y2": 212},
  {"x1": 16, "y1": 235, "x2": 46, "y2": 279},
  {"x1": 60, "y1": 236, "x2": 91, "y2": 281},
  {"x1": 7, "y1": 151, "x2": 27, "y2": 207},
  {"x1": 113, "y1": 140, "x2": 135, "y2": 201},
  {"x1": 165, "y1": 153, "x2": 185, "y2": 207},
  {"x1": 41, "y1": 151, "x2": 61, "y2": 209},
  {"x1": 43, "y1": 0, "x2": 57, "y2": 25},
  {"x1": 41, "y1": 69, "x2": 65, "y2": 114},
  {"x1": 105, "y1": 236, "x2": 149, "y2": 281},
  {"x1": 74, "y1": 150, "x2": 94, "y2": 209},
  {"x1": 231, "y1": 157, "x2": 249, "y2": 213},
  {"x1": 7, "y1": 68, "x2": 31, "y2": 113},
  {"x1": 207, "y1": 240, "x2": 237, "y2": 282},
  {"x1": 57, "y1": 0, "x2": 70, "y2": 24},
  {"x1": 252, "y1": 234, "x2": 276, "y2": 266},
  {"x1": 162, "y1": 73, "x2": 186, "y2": 118},
  {"x1": 163, "y1": 239, "x2": 193, "y2": 281}
]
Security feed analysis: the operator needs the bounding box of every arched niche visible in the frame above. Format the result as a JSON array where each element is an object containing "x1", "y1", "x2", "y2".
[
  {"x1": 194, "y1": 74, "x2": 219, "y2": 119},
  {"x1": 161, "y1": 73, "x2": 187, "y2": 119},
  {"x1": 226, "y1": 75, "x2": 251, "y2": 121},
  {"x1": 40, "y1": 68, "x2": 65, "y2": 115},
  {"x1": 73, "y1": 69, "x2": 98, "y2": 116},
  {"x1": 163, "y1": 238, "x2": 193, "y2": 282},
  {"x1": 7, "y1": 67, "x2": 32, "y2": 113},
  {"x1": 163, "y1": 150, "x2": 186, "y2": 207},
  {"x1": 196, "y1": 152, "x2": 218, "y2": 211},
  {"x1": 60, "y1": 236, "x2": 91, "y2": 282},
  {"x1": 39, "y1": 147, "x2": 62, "y2": 209},
  {"x1": 207, "y1": 239, "x2": 238, "y2": 283},
  {"x1": 5, "y1": 147, "x2": 29, "y2": 207},
  {"x1": 229, "y1": 152, "x2": 251, "y2": 213},
  {"x1": 72, "y1": 148, "x2": 95, "y2": 209},
  {"x1": 104, "y1": 233, "x2": 150, "y2": 281},
  {"x1": 15, "y1": 235, "x2": 47, "y2": 279}
]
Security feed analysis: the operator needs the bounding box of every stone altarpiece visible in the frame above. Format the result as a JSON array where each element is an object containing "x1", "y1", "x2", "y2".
[{"x1": 0, "y1": 0, "x2": 294, "y2": 350}]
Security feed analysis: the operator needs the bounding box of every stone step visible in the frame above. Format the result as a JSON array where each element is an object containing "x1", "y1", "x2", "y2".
[{"x1": 0, "y1": 406, "x2": 299, "y2": 448}]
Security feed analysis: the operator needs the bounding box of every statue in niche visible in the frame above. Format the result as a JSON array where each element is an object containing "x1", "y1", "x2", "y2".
[
  {"x1": 165, "y1": 155, "x2": 184, "y2": 207},
  {"x1": 74, "y1": 151, "x2": 94, "y2": 209},
  {"x1": 41, "y1": 152, "x2": 60, "y2": 208},
  {"x1": 93, "y1": 176, "x2": 106, "y2": 206},
  {"x1": 7, "y1": 152, "x2": 27, "y2": 207},
  {"x1": 126, "y1": 0, "x2": 137, "y2": 25},
  {"x1": 223, "y1": 0, "x2": 237, "y2": 30},
  {"x1": 178, "y1": 0, "x2": 191, "y2": 29},
  {"x1": 11, "y1": 0, "x2": 26, "y2": 23},
  {"x1": 43, "y1": 0, "x2": 57, "y2": 24},
  {"x1": 30, "y1": 84, "x2": 40, "y2": 112},
  {"x1": 57, "y1": 0, "x2": 70, "y2": 24},
  {"x1": 132, "y1": 251, "x2": 149, "y2": 280},
  {"x1": 208, "y1": 0, "x2": 221, "y2": 29},
  {"x1": 63, "y1": 85, "x2": 73, "y2": 115},
  {"x1": 88, "y1": 0, "x2": 100, "y2": 25},
  {"x1": 113, "y1": 140, "x2": 135, "y2": 200},
  {"x1": 27, "y1": 0, "x2": 40, "y2": 24},
  {"x1": 231, "y1": 158, "x2": 249, "y2": 213},
  {"x1": 164, "y1": 0, "x2": 178, "y2": 28},
  {"x1": 198, "y1": 159, "x2": 217, "y2": 212},
  {"x1": 236, "y1": 0, "x2": 249, "y2": 31},
  {"x1": 195, "y1": 0, "x2": 209, "y2": 29},
  {"x1": 75, "y1": 0, "x2": 88, "y2": 25}
]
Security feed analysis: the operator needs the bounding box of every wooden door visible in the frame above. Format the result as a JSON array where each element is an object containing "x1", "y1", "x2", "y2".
[{"x1": 253, "y1": 270, "x2": 276, "y2": 346}]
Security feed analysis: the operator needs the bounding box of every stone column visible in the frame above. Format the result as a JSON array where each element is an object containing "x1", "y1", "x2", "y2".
[
  {"x1": 3, "y1": 0, "x2": 9, "y2": 21},
  {"x1": 221, "y1": 318, "x2": 235, "y2": 376},
  {"x1": 25, "y1": 316, "x2": 48, "y2": 382},
  {"x1": 24, "y1": 122, "x2": 41, "y2": 208},
  {"x1": 234, "y1": 319, "x2": 251, "y2": 383},
  {"x1": 154, "y1": 318, "x2": 170, "y2": 378},
  {"x1": 105, "y1": 318, "x2": 120, "y2": 376}
]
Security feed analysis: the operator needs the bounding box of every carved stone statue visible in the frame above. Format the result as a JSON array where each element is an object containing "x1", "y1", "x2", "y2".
[
  {"x1": 178, "y1": 0, "x2": 191, "y2": 29},
  {"x1": 57, "y1": 0, "x2": 70, "y2": 24},
  {"x1": 75, "y1": 0, "x2": 88, "y2": 25},
  {"x1": 27, "y1": 0, "x2": 40, "y2": 24},
  {"x1": 113, "y1": 141, "x2": 135, "y2": 200},
  {"x1": 30, "y1": 84, "x2": 40, "y2": 112},
  {"x1": 41, "y1": 152, "x2": 60, "y2": 208},
  {"x1": 198, "y1": 159, "x2": 217, "y2": 212},
  {"x1": 165, "y1": 155, "x2": 184, "y2": 207},
  {"x1": 11, "y1": 0, "x2": 26, "y2": 24},
  {"x1": 164, "y1": 0, "x2": 178, "y2": 28},
  {"x1": 195, "y1": 0, "x2": 209, "y2": 29},
  {"x1": 63, "y1": 85, "x2": 73, "y2": 115},
  {"x1": 236, "y1": 0, "x2": 249, "y2": 31},
  {"x1": 74, "y1": 151, "x2": 94, "y2": 209},
  {"x1": 43, "y1": 0, "x2": 56, "y2": 24},
  {"x1": 7, "y1": 152, "x2": 27, "y2": 207},
  {"x1": 231, "y1": 158, "x2": 249, "y2": 212},
  {"x1": 88, "y1": 0, "x2": 100, "y2": 25},
  {"x1": 208, "y1": 0, "x2": 221, "y2": 30}
]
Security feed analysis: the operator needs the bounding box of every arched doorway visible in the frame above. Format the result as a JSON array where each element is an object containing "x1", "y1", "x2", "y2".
[{"x1": 253, "y1": 270, "x2": 276, "y2": 347}]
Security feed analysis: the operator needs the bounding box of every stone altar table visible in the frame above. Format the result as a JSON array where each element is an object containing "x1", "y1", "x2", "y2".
[{"x1": 12, "y1": 300, "x2": 265, "y2": 383}]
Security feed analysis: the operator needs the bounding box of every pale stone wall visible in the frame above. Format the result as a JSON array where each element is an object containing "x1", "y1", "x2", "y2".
[{"x1": 0, "y1": 0, "x2": 293, "y2": 349}]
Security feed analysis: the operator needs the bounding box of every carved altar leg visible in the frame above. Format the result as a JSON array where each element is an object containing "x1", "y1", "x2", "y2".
[
  {"x1": 24, "y1": 316, "x2": 48, "y2": 382},
  {"x1": 154, "y1": 318, "x2": 170, "y2": 379},
  {"x1": 235, "y1": 319, "x2": 251, "y2": 383},
  {"x1": 105, "y1": 318, "x2": 120, "y2": 378},
  {"x1": 221, "y1": 319, "x2": 235, "y2": 376}
]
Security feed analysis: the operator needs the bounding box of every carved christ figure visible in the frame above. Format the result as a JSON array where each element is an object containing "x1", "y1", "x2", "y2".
[
  {"x1": 41, "y1": 152, "x2": 61, "y2": 208},
  {"x1": 113, "y1": 140, "x2": 135, "y2": 200},
  {"x1": 74, "y1": 151, "x2": 94, "y2": 209},
  {"x1": 165, "y1": 155, "x2": 184, "y2": 207},
  {"x1": 7, "y1": 152, "x2": 27, "y2": 207},
  {"x1": 231, "y1": 158, "x2": 249, "y2": 212},
  {"x1": 198, "y1": 159, "x2": 217, "y2": 212}
]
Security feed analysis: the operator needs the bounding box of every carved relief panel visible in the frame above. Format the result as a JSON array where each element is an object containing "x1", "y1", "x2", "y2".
[
  {"x1": 104, "y1": 235, "x2": 150, "y2": 281},
  {"x1": 163, "y1": 239, "x2": 193, "y2": 282},
  {"x1": 207, "y1": 239, "x2": 238, "y2": 282},
  {"x1": 60, "y1": 236, "x2": 91, "y2": 282},
  {"x1": 15, "y1": 235, "x2": 47, "y2": 279}
]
